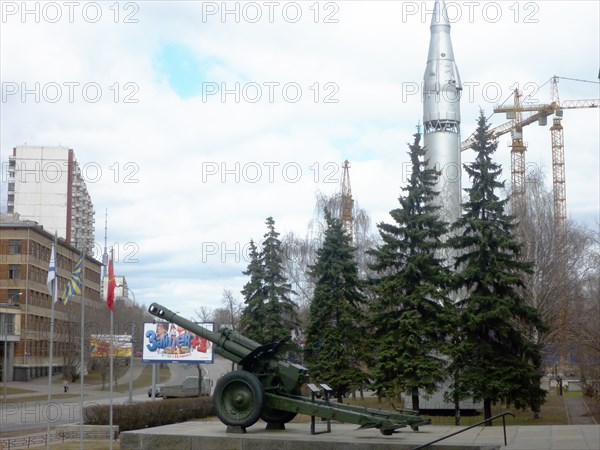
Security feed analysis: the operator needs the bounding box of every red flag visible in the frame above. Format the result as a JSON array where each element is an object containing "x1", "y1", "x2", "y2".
[{"x1": 106, "y1": 255, "x2": 116, "y2": 311}]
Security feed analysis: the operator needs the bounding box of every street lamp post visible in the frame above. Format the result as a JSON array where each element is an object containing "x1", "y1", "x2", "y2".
[
  {"x1": 150, "y1": 318, "x2": 165, "y2": 402},
  {"x1": 151, "y1": 360, "x2": 156, "y2": 401}
]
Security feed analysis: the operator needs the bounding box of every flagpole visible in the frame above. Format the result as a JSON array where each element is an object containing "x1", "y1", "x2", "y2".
[
  {"x1": 59, "y1": 243, "x2": 85, "y2": 449},
  {"x1": 79, "y1": 247, "x2": 85, "y2": 450},
  {"x1": 104, "y1": 246, "x2": 117, "y2": 447},
  {"x1": 46, "y1": 235, "x2": 58, "y2": 450},
  {"x1": 109, "y1": 249, "x2": 114, "y2": 450}
]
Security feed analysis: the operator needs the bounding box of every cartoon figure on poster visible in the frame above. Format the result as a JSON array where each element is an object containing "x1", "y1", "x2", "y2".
[
  {"x1": 155, "y1": 323, "x2": 167, "y2": 354},
  {"x1": 169, "y1": 324, "x2": 178, "y2": 352}
]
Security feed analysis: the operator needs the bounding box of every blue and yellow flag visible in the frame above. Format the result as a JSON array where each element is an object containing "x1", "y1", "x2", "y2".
[{"x1": 62, "y1": 253, "x2": 84, "y2": 304}]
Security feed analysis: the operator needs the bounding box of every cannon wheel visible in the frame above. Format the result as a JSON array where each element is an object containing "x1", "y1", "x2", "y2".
[{"x1": 214, "y1": 371, "x2": 264, "y2": 428}]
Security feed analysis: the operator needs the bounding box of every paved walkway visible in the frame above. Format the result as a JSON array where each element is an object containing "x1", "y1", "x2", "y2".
[{"x1": 564, "y1": 396, "x2": 598, "y2": 425}]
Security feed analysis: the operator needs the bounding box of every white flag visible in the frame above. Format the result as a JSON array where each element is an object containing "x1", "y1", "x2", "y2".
[{"x1": 47, "y1": 243, "x2": 57, "y2": 299}]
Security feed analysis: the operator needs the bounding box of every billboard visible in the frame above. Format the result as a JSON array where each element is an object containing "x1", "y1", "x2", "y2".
[
  {"x1": 91, "y1": 335, "x2": 132, "y2": 358},
  {"x1": 142, "y1": 322, "x2": 214, "y2": 364}
]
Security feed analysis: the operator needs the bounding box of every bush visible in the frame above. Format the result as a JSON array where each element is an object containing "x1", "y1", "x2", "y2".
[
  {"x1": 582, "y1": 383, "x2": 598, "y2": 398},
  {"x1": 83, "y1": 397, "x2": 215, "y2": 432}
]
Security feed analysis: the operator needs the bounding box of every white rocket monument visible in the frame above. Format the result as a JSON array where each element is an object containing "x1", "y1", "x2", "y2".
[{"x1": 423, "y1": 0, "x2": 462, "y2": 224}]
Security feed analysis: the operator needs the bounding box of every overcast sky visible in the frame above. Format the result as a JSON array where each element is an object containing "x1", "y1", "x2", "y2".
[{"x1": 1, "y1": 1, "x2": 598, "y2": 321}]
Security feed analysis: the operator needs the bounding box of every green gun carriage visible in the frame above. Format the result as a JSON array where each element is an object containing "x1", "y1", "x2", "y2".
[{"x1": 148, "y1": 303, "x2": 430, "y2": 435}]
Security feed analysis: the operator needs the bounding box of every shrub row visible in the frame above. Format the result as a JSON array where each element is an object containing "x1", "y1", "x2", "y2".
[{"x1": 83, "y1": 397, "x2": 215, "y2": 432}]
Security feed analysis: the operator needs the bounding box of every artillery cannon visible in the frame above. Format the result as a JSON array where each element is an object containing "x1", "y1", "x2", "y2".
[{"x1": 148, "y1": 303, "x2": 430, "y2": 435}]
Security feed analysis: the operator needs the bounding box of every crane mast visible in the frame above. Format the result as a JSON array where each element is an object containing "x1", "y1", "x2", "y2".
[
  {"x1": 550, "y1": 76, "x2": 567, "y2": 239},
  {"x1": 461, "y1": 76, "x2": 598, "y2": 231},
  {"x1": 509, "y1": 89, "x2": 527, "y2": 216}
]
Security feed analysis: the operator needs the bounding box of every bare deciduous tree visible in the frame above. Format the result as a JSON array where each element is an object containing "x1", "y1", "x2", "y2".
[
  {"x1": 517, "y1": 168, "x2": 599, "y2": 383},
  {"x1": 516, "y1": 169, "x2": 566, "y2": 352},
  {"x1": 280, "y1": 192, "x2": 380, "y2": 332},
  {"x1": 220, "y1": 289, "x2": 242, "y2": 331},
  {"x1": 195, "y1": 306, "x2": 214, "y2": 323},
  {"x1": 563, "y1": 222, "x2": 600, "y2": 385}
]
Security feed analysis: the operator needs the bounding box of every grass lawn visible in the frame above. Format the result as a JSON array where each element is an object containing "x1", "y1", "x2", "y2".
[
  {"x1": 86, "y1": 363, "x2": 171, "y2": 393},
  {"x1": 113, "y1": 364, "x2": 170, "y2": 393},
  {"x1": 2, "y1": 393, "x2": 82, "y2": 404},
  {"x1": 0, "y1": 386, "x2": 36, "y2": 395},
  {"x1": 327, "y1": 390, "x2": 569, "y2": 426},
  {"x1": 423, "y1": 392, "x2": 568, "y2": 426},
  {"x1": 85, "y1": 365, "x2": 129, "y2": 385}
]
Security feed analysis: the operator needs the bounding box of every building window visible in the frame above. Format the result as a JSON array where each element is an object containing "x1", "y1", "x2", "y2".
[
  {"x1": 9, "y1": 264, "x2": 21, "y2": 279},
  {"x1": 8, "y1": 240, "x2": 22, "y2": 255},
  {"x1": 29, "y1": 242, "x2": 38, "y2": 259},
  {"x1": 0, "y1": 314, "x2": 15, "y2": 335},
  {"x1": 8, "y1": 290, "x2": 21, "y2": 305}
]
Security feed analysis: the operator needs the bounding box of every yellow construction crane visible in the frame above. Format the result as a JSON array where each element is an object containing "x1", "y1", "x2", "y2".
[
  {"x1": 340, "y1": 160, "x2": 354, "y2": 240},
  {"x1": 461, "y1": 76, "x2": 599, "y2": 235},
  {"x1": 460, "y1": 99, "x2": 552, "y2": 215}
]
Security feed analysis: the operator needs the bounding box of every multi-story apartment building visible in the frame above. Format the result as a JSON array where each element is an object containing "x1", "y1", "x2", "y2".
[
  {"x1": 0, "y1": 213, "x2": 103, "y2": 381},
  {"x1": 6, "y1": 146, "x2": 95, "y2": 250}
]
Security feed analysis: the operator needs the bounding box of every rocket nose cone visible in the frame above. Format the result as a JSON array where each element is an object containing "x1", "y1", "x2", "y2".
[{"x1": 430, "y1": 0, "x2": 451, "y2": 28}]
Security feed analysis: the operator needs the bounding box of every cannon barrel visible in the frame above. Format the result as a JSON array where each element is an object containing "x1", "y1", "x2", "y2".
[{"x1": 148, "y1": 302, "x2": 260, "y2": 364}]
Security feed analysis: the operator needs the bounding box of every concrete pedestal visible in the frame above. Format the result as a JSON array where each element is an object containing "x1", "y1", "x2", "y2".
[{"x1": 120, "y1": 421, "x2": 503, "y2": 450}]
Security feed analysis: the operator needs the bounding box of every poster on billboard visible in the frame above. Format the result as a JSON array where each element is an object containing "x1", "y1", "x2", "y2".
[
  {"x1": 142, "y1": 322, "x2": 214, "y2": 364},
  {"x1": 91, "y1": 335, "x2": 132, "y2": 358}
]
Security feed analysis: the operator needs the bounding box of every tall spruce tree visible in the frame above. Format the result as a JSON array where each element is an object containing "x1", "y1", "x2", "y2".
[
  {"x1": 240, "y1": 217, "x2": 299, "y2": 344},
  {"x1": 304, "y1": 210, "x2": 365, "y2": 402},
  {"x1": 448, "y1": 111, "x2": 547, "y2": 422},
  {"x1": 239, "y1": 240, "x2": 266, "y2": 343},
  {"x1": 368, "y1": 131, "x2": 451, "y2": 410}
]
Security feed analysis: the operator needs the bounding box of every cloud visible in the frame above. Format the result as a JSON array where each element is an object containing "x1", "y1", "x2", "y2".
[{"x1": 1, "y1": 0, "x2": 598, "y2": 320}]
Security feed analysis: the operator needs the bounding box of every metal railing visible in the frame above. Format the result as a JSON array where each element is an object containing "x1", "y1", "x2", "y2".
[
  {"x1": 0, "y1": 430, "x2": 118, "y2": 450},
  {"x1": 412, "y1": 411, "x2": 515, "y2": 450}
]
